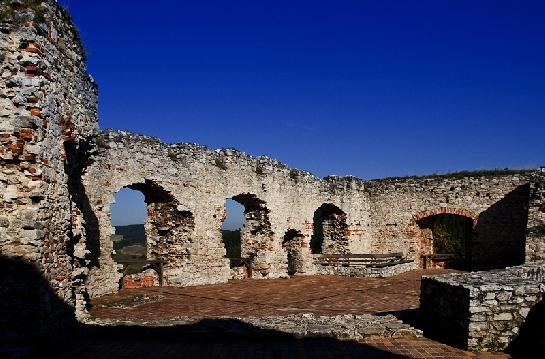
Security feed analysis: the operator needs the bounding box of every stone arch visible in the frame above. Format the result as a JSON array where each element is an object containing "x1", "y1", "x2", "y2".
[
  {"x1": 409, "y1": 207, "x2": 477, "y2": 269},
  {"x1": 310, "y1": 203, "x2": 349, "y2": 254},
  {"x1": 410, "y1": 207, "x2": 478, "y2": 226},
  {"x1": 223, "y1": 193, "x2": 275, "y2": 277},
  {"x1": 101, "y1": 180, "x2": 196, "y2": 290},
  {"x1": 112, "y1": 181, "x2": 195, "y2": 255}
]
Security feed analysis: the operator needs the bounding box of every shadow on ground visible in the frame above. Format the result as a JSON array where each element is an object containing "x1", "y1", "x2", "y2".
[
  {"x1": 43, "y1": 322, "x2": 411, "y2": 359},
  {"x1": 376, "y1": 308, "x2": 454, "y2": 344},
  {"x1": 379, "y1": 308, "x2": 542, "y2": 359},
  {"x1": 378, "y1": 308, "x2": 470, "y2": 351},
  {"x1": 5, "y1": 320, "x2": 412, "y2": 359},
  {"x1": 0, "y1": 256, "x2": 409, "y2": 359}
]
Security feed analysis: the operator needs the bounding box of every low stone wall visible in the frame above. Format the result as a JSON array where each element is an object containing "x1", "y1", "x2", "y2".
[
  {"x1": 315, "y1": 261, "x2": 417, "y2": 278},
  {"x1": 87, "y1": 313, "x2": 422, "y2": 341},
  {"x1": 420, "y1": 261, "x2": 545, "y2": 351}
]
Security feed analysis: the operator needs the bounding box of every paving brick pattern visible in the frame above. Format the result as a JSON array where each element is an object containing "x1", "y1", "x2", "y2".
[
  {"x1": 90, "y1": 269, "x2": 455, "y2": 321},
  {"x1": 47, "y1": 270, "x2": 510, "y2": 359}
]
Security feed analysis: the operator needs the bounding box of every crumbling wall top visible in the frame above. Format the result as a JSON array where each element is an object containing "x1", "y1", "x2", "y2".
[{"x1": 1, "y1": 0, "x2": 88, "y2": 70}]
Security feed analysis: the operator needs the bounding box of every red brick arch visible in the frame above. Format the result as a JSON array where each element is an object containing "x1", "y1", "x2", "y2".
[
  {"x1": 408, "y1": 207, "x2": 478, "y2": 269},
  {"x1": 410, "y1": 207, "x2": 478, "y2": 227}
]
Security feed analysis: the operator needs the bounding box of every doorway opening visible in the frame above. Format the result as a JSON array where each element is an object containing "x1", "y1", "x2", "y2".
[{"x1": 416, "y1": 214, "x2": 473, "y2": 269}]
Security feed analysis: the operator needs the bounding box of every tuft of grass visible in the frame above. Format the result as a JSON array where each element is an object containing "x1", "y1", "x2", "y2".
[
  {"x1": 94, "y1": 134, "x2": 109, "y2": 149},
  {"x1": 167, "y1": 150, "x2": 178, "y2": 161},
  {"x1": 255, "y1": 164, "x2": 265, "y2": 175},
  {"x1": 96, "y1": 294, "x2": 163, "y2": 309},
  {"x1": 214, "y1": 157, "x2": 227, "y2": 170},
  {"x1": 289, "y1": 169, "x2": 299, "y2": 181},
  {"x1": 371, "y1": 168, "x2": 533, "y2": 182}
]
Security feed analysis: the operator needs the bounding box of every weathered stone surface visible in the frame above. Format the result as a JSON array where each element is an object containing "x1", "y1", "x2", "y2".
[
  {"x1": 315, "y1": 259, "x2": 417, "y2": 277},
  {"x1": 1, "y1": 1, "x2": 545, "y2": 350},
  {"x1": 526, "y1": 169, "x2": 545, "y2": 261},
  {"x1": 0, "y1": 0, "x2": 97, "y2": 337},
  {"x1": 85, "y1": 313, "x2": 423, "y2": 341},
  {"x1": 421, "y1": 261, "x2": 545, "y2": 351},
  {"x1": 82, "y1": 130, "x2": 542, "y2": 297}
]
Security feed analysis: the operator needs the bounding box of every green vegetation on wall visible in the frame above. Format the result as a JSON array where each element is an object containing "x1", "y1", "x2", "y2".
[{"x1": 430, "y1": 215, "x2": 473, "y2": 255}]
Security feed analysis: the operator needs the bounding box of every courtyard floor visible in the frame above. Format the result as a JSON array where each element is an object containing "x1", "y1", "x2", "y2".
[
  {"x1": 43, "y1": 270, "x2": 515, "y2": 359},
  {"x1": 90, "y1": 269, "x2": 450, "y2": 320}
]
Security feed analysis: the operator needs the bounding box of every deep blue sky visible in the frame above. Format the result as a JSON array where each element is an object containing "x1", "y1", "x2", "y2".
[
  {"x1": 111, "y1": 188, "x2": 244, "y2": 228},
  {"x1": 60, "y1": 1, "x2": 545, "y2": 225}
]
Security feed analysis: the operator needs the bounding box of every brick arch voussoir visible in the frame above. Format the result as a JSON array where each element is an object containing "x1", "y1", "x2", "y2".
[{"x1": 409, "y1": 207, "x2": 478, "y2": 228}]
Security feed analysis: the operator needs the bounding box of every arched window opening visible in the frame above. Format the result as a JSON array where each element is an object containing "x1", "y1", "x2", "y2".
[
  {"x1": 110, "y1": 181, "x2": 194, "y2": 288},
  {"x1": 310, "y1": 203, "x2": 348, "y2": 254},
  {"x1": 111, "y1": 188, "x2": 147, "y2": 274},
  {"x1": 221, "y1": 193, "x2": 273, "y2": 277},
  {"x1": 222, "y1": 199, "x2": 245, "y2": 268}
]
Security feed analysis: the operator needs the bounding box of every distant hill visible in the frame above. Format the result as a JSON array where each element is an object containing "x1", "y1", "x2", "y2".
[
  {"x1": 112, "y1": 224, "x2": 147, "y2": 271},
  {"x1": 113, "y1": 224, "x2": 145, "y2": 250},
  {"x1": 111, "y1": 225, "x2": 241, "y2": 258}
]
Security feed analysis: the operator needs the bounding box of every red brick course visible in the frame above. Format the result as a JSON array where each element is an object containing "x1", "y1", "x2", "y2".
[{"x1": 122, "y1": 275, "x2": 157, "y2": 289}]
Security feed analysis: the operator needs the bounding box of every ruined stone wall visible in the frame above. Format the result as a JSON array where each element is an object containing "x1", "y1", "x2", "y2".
[
  {"x1": 83, "y1": 130, "x2": 540, "y2": 297},
  {"x1": 1, "y1": 3, "x2": 543, "y2": 350},
  {"x1": 421, "y1": 261, "x2": 545, "y2": 351},
  {"x1": 82, "y1": 131, "x2": 370, "y2": 297},
  {"x1": 0, "y1": 0, "x2": 98, "y2": 336},
  {"x1": 365, "y1": 174, "x2": 532, "y2": 270}
]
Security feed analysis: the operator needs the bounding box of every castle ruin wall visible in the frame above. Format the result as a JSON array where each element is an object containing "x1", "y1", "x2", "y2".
[
  {"x1": 1, "y1": 1, "x2": 544, "y2": 345},
  {"x1": 82, "y1": 130, "x2": 541, "y2": 297},
  {"x1": 0, "y1": 0, "x2": 98, "y2": 336}
]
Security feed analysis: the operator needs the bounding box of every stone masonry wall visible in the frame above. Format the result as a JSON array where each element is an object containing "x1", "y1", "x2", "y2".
[
  {"x1": 0, "y1": 0, "x2": 98, "y2": 337},
  {"x1": 421, "y1": 261, "x2": 545, "y2": 351},
  {"x1": 2, "y1": 4, "x2": 544, "y2": 347},
  {"x1": 89, "y1": 313, "x2": 423, "y2": 342},
  {"x1": 82, "y1": 129, "x2": 541, "y2": 297},
  {"x1": 526, "y1": 168, "x2": 545, "y2": 261},
  {"x1": 82, "y1": 131, "x2": 372, "y2": 297},
  {"x1": 366, "y1": 174, "x2": 532, "y2": 270}
]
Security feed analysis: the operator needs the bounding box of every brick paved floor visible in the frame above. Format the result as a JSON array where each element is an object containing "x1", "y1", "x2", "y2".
[
  {"x1": 90, "y1": 269, "x2": 456, "y2": 321},
  {"x1": 39, "y1": 270, "x2": 515, "y2": 359}
]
